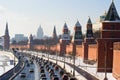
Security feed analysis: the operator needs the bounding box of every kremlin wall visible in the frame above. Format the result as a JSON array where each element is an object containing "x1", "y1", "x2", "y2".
[{"x1": 3, "y1": 1, "x2": 120, "y2": 80}]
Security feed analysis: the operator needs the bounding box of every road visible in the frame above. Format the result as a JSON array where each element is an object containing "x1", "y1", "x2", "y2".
[{"x1": 14, "y1": 58, "x2": 40, "y2": 80}]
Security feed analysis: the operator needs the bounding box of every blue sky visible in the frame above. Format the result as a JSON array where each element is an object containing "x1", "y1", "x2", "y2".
[{"x1": 0, "y1": 0, "x2": 120, "y2": 38}]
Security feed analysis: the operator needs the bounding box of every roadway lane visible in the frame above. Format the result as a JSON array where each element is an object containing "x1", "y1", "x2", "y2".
[{"x1": 14, "y1": 57, "x2": 40, "y2": 80}]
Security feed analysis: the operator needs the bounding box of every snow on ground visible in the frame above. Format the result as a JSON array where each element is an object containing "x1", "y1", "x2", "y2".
[
  {"x1": 0, "y1": 50, "x2": 17, "y2": 76},
  {"x1": 24, "y1": 51, "x2": 116, "y2": 80}
]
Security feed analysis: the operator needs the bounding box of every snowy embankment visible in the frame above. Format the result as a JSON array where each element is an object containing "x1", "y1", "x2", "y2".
[{"x1": 0, "y1": 51, "x2": 18, "y2": 76}]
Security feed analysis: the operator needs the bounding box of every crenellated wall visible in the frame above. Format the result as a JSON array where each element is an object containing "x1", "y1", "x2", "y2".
[
  {"x1": 88, "y1": 44, "x2": 97, "y2": 61},
  {"x1": 113, "y1": 42, "x2": 120, "y2": 80}
]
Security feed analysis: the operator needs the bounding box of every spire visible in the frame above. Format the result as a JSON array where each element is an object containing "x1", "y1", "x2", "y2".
[
  {"x1": 5, "y1": 22, "x2": 9, "y2": 36},
  {"x1": 63, "y1": 22, "x2": 68, "y2": 29},
  {"x1": 29, "y1": 34, "x2": 33, "y2": 44},
  {"x1": 75, "y1": 20, "x2": 81, "y2": 27},
  {"x1": 53, "y1": 26, "x2": 56, "y2": 34},
  {"x1": 87, "y1": 17, "x2": 92, "y2": 24},
  {"x1": 53, "y1": 26, "x2": 57, "y2": 39},
  {"x1": 86, "y1": 17, "x2": 94, "y2": 38},
  {"x1": 72, "y1": 21, "x2": 83, "y2": 44},
  {"x1": 105, "y1": 1, "x2": 120, "y2": 21}
]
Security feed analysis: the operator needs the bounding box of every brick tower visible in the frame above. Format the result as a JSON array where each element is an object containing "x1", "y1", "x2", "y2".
[
  {"x1": 72, "y1": 20, "x2": 83, "y2": 45},
  {"x1": 97, "y1": 1, "x2": 120, "y2": 72},
  {"x1": 52, "y1": 26, "x2": 58, "y2": 44},
  {"x1": 85, "y1": 17, "x2": 96, "y2": 44},
  {"x1": 4, "y1": 22, "x2": 10, "y2": 50},
  {"x1": 59, "y1": 23, "x2": 70, "y2": 56},
  {"x1": 28, "y1": 34, "x2": 33, "y2": 50}
]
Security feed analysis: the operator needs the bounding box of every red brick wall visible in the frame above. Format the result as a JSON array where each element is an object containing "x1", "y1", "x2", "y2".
[
  {"x1": 113, "y1": 42, "x2": 120, "y2": 80},
  {"x1": 10, "y1": 44, "x2": 28, "y2": 50},
  {"x1": 88, "y1": 44, "x2": 97, "y2": 61},
  {"x1": 66, "y1": 44, "x2": 73, "y2": 55},
  {"x1": 76, "y1": 45, "x2": 82, "y2": 57}
]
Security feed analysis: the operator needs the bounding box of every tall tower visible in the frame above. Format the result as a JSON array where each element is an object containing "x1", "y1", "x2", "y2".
[
  {"x1": 97, "y1": 1, "x2": 120, "y2": 72},
  {"x1": 37, "y1": 25, "x2": 43, "y2": 39},
  {"x1": 4, "y1": 22, "x2": 10, "y2": 50},
  {"x1": 52, "y1": 26, "x2": 57, "y2": 44},
  {"x1": 85, "y1": 17, "x2": 95, "y2": 44},
  {"x1": 59, "y1": 23, "x2": 70, "y2": 55},
  {"x1": 72, "y1": 21, "x2": 83, "y2": 45},
  {"x1": 60, "y1": 22, "x2": 70, "y2": 44},
  {"x1": 28, "y1": 34, "x2": 33, "y2": 50}
]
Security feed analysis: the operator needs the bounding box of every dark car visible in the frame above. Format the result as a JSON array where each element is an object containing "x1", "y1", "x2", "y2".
[
  {"x1": 70, "y1": 77, "x2": 77, "y2": 80},
  {"x1": 29, "y1": 68, "x2": 34, "y2": 72},
  {"x1": 19, "y1": 72, "x2": 26, "y2": 78},
  {"x1": 40, "y1": 73, "x2": 46, "y2": 78},
  {"x1": 40, "y1": 69, "x2": 45, "y2": 73},
  {"x1": 52, "y1": 76, "x2": 59, "y2": 80},
  {"x1": 62, "y1": 74, "x2": 69, "y2": 80}
]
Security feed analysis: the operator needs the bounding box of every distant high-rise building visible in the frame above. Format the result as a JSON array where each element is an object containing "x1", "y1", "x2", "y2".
[
  {"x1": 4, "y1": 22, "x2": 10, "y2": 50},
  {"x1": 37, "y1": 25, "x2": 44, "y2": 39},
  {"x1": 11, "y1": 34, "x2": 28, "y2": 43}
]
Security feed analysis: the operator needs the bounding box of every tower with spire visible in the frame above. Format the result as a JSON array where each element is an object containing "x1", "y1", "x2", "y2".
[
  {"x1": 72, "y1": 20, "x2": 83, "y2": 45},
  {"x1": 60, "y1": 23, "x2": 70, "y2": 44},
  {"x1": 4, "y1": 22, "x2": 10, "y2": 50},
  {"x1": 59, "y1": 23, "x2": 70, "y2": 55},
  {"x1": 85, "y1": 17, "x2": 96, "y2": 44},
  {"x1": 37, "y1": 25, "x2": 44, "y2": 39},
  {"x1": 52, "y1": 26, "x2": 58, "y2": 44},
  {"x1": 97, "y1": 1, "x2": 120, "y2": 72},
  {"x1": 28, "y1": 34, "x2": 33, "y2": 50}
]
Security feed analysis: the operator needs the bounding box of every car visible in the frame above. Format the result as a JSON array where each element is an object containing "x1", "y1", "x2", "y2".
[
  {"x1": 40, "y1": 73, "x2": 46, "y2": 78},
  {"x1": 49, "y1": 69, "x2": 54, "y2": 73},
  {"x1": 27, "y1": 63, "x2": 30, "y2": 67},
  {"x1": 59, "y1": 70, "x2": 64, "y2": 76},
  {"x1": 29, "y1": 68, "x2": 34, "y2": 72},
  {"x1": 70, "y1": 77, "x2": 77, "y2": 80},
  {"x1": 19, "y1": 72, "x2": 26, "y2": 78},
  {"x1": 54, "y1": 65, "x2": 59, "y2": 71},
  {"x1": 50, "y1": 74, "x2": 57, "y2": 79},
  {"x1": 40, "y1": 77, "x2": 47, "y2": 80},
  {"x1": 62, "y1": 74, "x2": 69, "y2": 80},
  {"x1": 52, "y1": 76, "x2": 59, "y2": 80},
  {"x1": 40, "y1": 69, "x2": 45, "y2": 73}
]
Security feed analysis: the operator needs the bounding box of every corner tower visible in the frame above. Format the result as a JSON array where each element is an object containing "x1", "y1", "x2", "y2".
[
  {"x1": 4, "y1": 22, "x2": 10, "y2": 50},
  {"x1": 28, "y1": 34, "x2": 33, "y2": 50},
  {"x1": 97, "y1": 1, "x2": 120, "y2": 72}
]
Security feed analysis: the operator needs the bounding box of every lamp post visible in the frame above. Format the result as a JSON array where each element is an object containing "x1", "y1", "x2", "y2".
[
  {"x1": 104, "y1": 43, "x2": 108, "y2": 80},
  {"x1": 63, "y1": 53, "x2": 65, "y2": 69},
  {"x1": 73, "y1": 43, "x2": 76, "y2": 77}
]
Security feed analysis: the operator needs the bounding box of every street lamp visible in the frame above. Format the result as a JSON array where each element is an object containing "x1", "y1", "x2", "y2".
[
  {"x1": 73, "y1": 43, "x2": 76, "y2": 77},
  {"x1": 56, "y1": 50, "x2": 58, "y2": 64},
  {"x1": 104, "y1": 43, "x2": 108, "y2": 80},
  {"x1": 63, "y1": 53, "x2": 65, "y2": 69}
]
